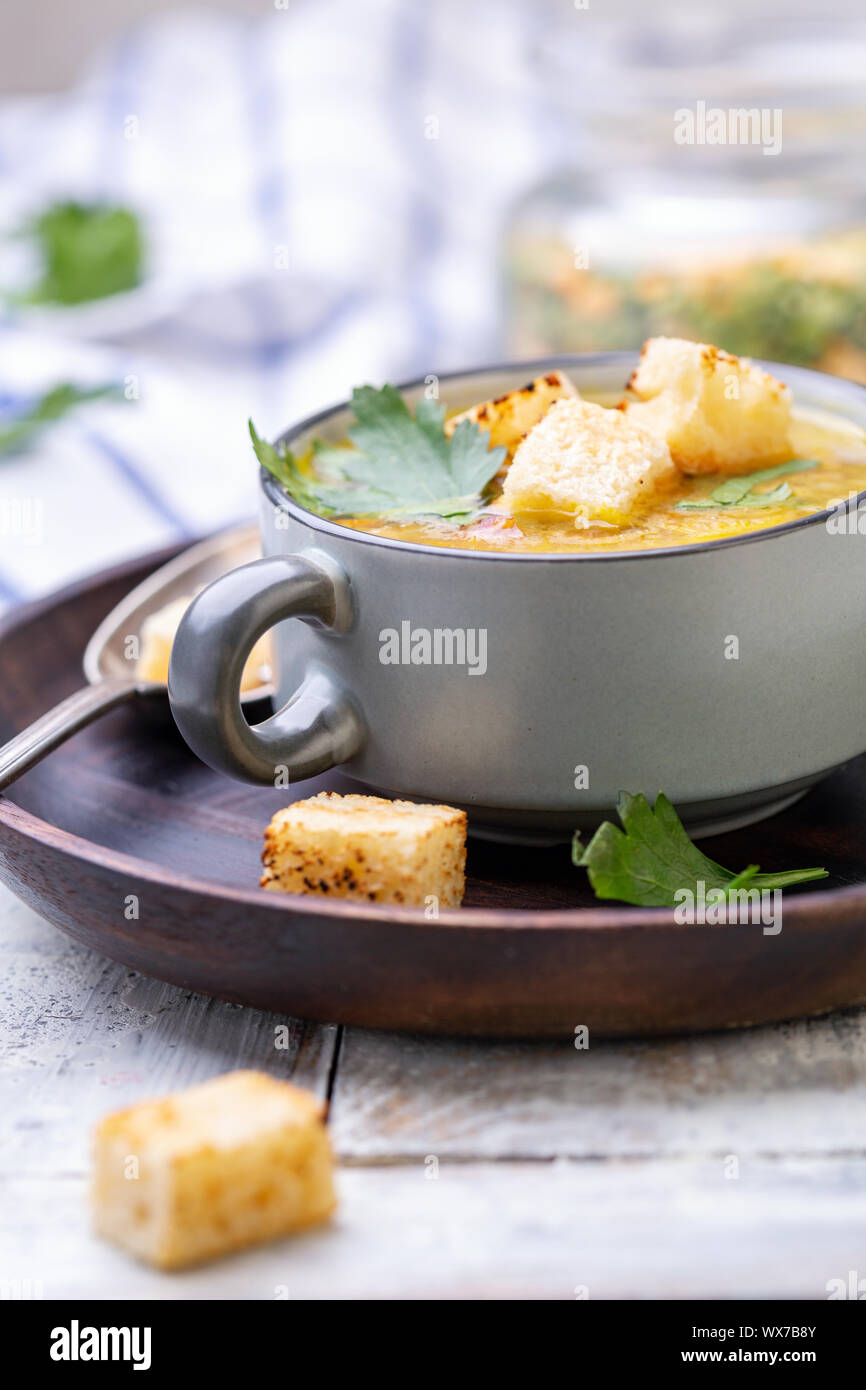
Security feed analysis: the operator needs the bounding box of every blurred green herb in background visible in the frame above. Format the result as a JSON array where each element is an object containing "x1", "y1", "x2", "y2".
[
  {"x1": 506, "y1": 239, "x2": 866, "y2": 371},
  {"x1": 0, "y1": 383, "x2": 122, "y2": 457},
  {"x1": 18, "y1": 201, "x2": 144, "y2": 306}
]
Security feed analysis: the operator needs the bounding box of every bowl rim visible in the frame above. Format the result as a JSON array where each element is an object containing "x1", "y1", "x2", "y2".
[{"x1": 263, "y1": 352, "x2": 866, "y2": 563}]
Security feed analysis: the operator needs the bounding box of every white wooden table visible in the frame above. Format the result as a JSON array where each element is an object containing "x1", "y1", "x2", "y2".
[{"x1": 3, "y1": 878, "x2": 865, "y2": 1301}]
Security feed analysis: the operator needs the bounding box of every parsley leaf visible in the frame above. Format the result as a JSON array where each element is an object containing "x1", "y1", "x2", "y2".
[
  {"x1": 249, "y1": 422, "x2": 391, "y2": 517},
  {"x1": 0, "y1": 382, "x2": 121, "y2": 457},
  {"x1": 735, "y1": 481, "x2": 793, "y2": 507},
  {"x1": 19, "y1": 201, "x2": 144, "y2": 306},
  {"x1": 675, "y1": 458, "x2": 818, "y2": 511},
  {"x1": 572, "y1": 791, "x2": 827, "y2": 907},
  {"x1": 250, "y1": 384, "x2": 506, "y2": 521}
]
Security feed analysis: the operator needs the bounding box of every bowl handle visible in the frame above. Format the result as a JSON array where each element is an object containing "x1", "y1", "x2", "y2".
[{"x1": 168, "y1": 550, "x2": 364, "y2": 785}]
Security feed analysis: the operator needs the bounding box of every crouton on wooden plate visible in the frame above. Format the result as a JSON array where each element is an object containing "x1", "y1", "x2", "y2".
[{"x1": 261, "y1": 791, "x2": 466, "y2": 907}]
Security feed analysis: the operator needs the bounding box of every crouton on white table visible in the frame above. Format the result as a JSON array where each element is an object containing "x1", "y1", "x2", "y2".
[{"x1": 92, "y1": 1071, "x2": 336, "y2": 1270}]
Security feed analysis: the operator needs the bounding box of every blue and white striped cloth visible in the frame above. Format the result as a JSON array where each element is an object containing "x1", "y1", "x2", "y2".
[{"x1": 0, "y1": 1, "x2": 586, "y2": 613}]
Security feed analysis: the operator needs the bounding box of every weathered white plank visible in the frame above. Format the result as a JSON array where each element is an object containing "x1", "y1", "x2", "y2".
[
  {"x1": 0, "y1": 886, "x2": 337, "y2": 1177},
  {"x1": 330, "y1": 1015, "x2": 866, "y2": 1161},
  {"x1": 3, "y1": 1158, "x2": 864, "y2": 1300}
]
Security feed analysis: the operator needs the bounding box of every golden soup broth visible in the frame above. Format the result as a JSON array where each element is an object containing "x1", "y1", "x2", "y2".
[{"x1": 330, "y1": 407, "x2": 866, "y2": 554}]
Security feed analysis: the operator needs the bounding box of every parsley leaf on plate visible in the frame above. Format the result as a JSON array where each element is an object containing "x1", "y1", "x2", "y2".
[
  {"x1": 675, "y1": 458, "x2": 818, "y2": 511},
  {"x1": 0, "y1": 382, "x2": 121, "y2": 457},
  {"x1": 250, "y1": 384, "x2": 507, "y2": 521},
  {"x1": 572, "y1": 791, "x2": 827, "y2": 907},
  {"x1": 18, "y1": 201, "x2": 144, "y2": 307}
]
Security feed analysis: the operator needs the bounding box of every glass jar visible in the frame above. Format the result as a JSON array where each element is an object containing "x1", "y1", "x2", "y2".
[{"x1": 503, "y1": 13, "x2": 866, "y2": 380}]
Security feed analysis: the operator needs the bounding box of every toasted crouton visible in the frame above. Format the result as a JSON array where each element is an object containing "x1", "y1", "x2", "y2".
[
  {"x1": 261, "y1": 792, "x2": 466, "y2": 907},
  {"x1": 622, "y1": 337, "x2": 792, "y2": 475},
  {"x1": 444, "y1": 370, "x2": 578, "y2": 452},
  {"x1": 92, "y1": 1071, "x2": 336, "y2": 1269},
  {"x1": 500, "y1": 397, "x2": 677, "y2": 527}
]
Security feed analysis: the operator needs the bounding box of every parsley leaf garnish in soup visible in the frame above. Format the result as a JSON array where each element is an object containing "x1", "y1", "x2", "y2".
[
  {"x1": 674, "y1": 458, "x2": 820, "y2": 510},
  {"x1": 251, "y1": 384, "x2": 506, "y2": 522}
]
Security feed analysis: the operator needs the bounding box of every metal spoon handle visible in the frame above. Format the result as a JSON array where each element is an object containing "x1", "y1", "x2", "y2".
[{"x1": 0, "y1": 678, "x2": 145, "y2": 792}]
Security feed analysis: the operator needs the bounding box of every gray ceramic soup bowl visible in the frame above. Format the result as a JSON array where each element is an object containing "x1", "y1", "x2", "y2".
[{"x1": 168, "y1": 354, "x2": 866, "y2": 843}]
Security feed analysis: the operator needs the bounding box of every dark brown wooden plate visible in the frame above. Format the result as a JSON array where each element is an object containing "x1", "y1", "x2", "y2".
[{"x1": 2, "y1": 543, "x2": 866, "y2": 1038}]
